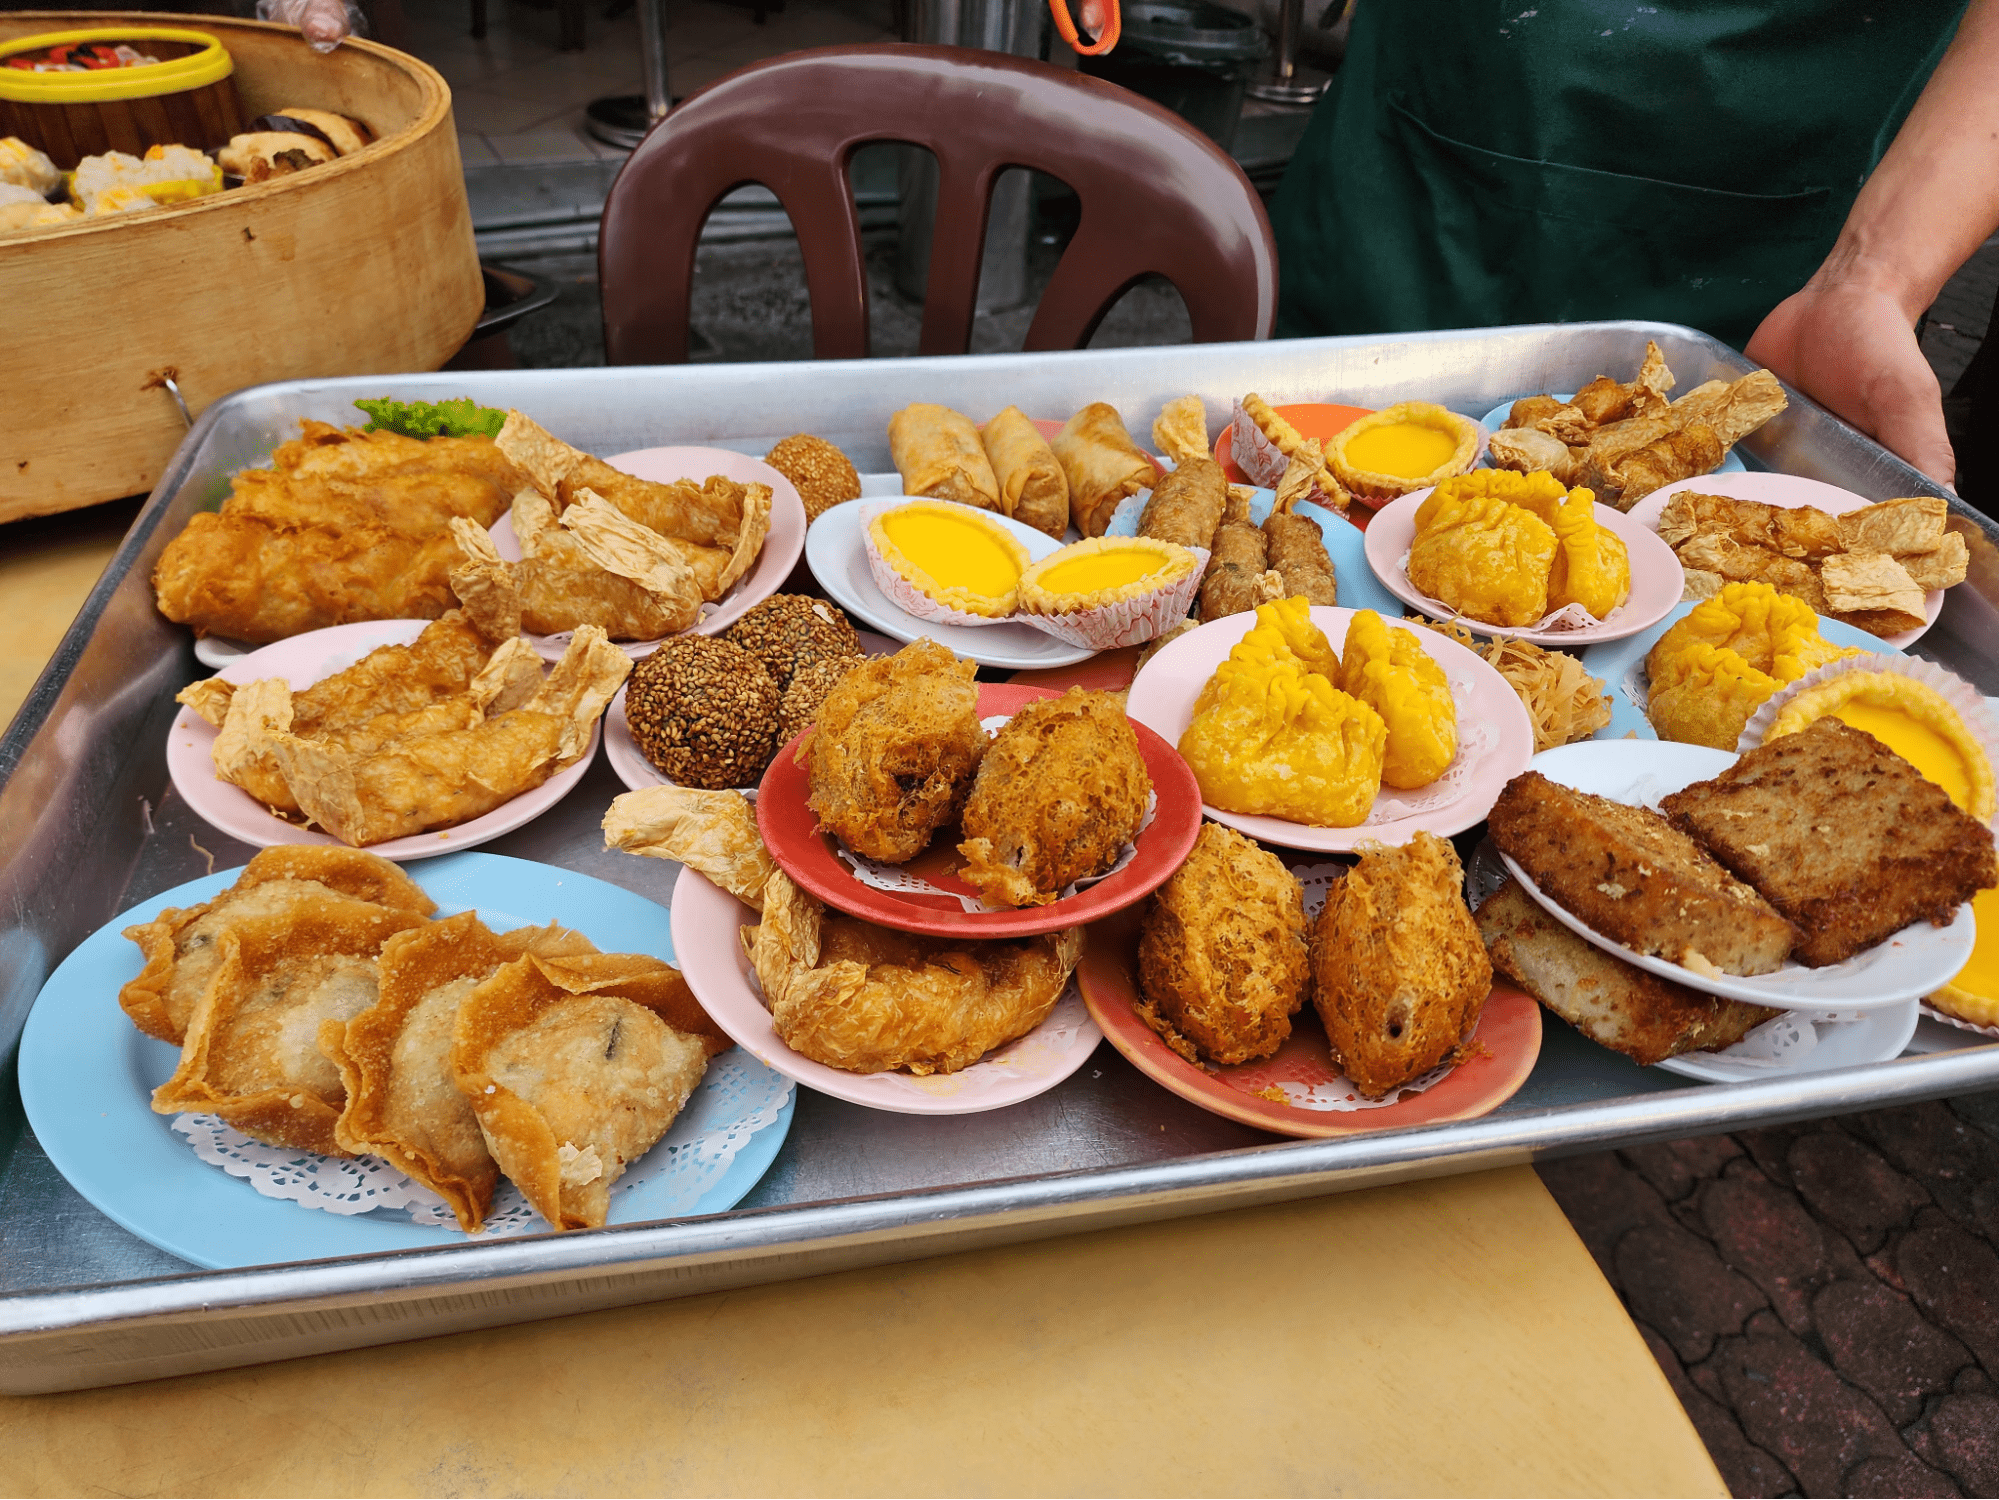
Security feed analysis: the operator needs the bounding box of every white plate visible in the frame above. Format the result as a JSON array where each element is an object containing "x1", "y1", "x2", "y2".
[
  {"x1": 1478, "y1": 396, "x2": 1748, "y2": 476},
  {"x1": 1363, "y1": 487, "x2": 1686, "y2": 645},
  {"x1": 1124, "y1": 604, "x2": 1535, "y2": 852},
  {"x1": 670, "y1": 864, "x2": 1103, "y2": 1113},
  {"x1": 605, "y1": 629, "x2": 901, "y2": 795},
  {"x1": 804, "y1": 498, "x2": 1094, "y2": 670},
  {"x1": 1654, "y1": 1001, "x2": 1919, "y2": 1082},
  {"x1": 1625, "y1": 472, "x2": 1942, "y2": 649},
  {"x1": 168, "y1": 620, "x2": 598, "y2": 861},
  {"x1": 1504, "y1": 739, "x2": 1976, "y2": 1011},
  {"x1": 493, "y1": 445, "x2": 809, "y2": 663}
]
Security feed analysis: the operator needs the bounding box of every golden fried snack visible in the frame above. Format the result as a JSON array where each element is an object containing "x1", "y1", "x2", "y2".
[
  {"x1": 452, "y1": 952, "x2": 710, "y2": 1230},
  {"x1": 1310, "y1": 833, "x2": 1491, "y2": 1099},
  {"x1": 1646, "y1": 582, "x2": 1860, "y2": 748},
  {"x1": 505, "y1": 491, "x2": 705, "y2": 640},
  {"x1": 322, "y1": 912, "x2": 599, "y2": 1232},
  {"x1": 1152, "y1": 395, "x2": 1211, "y2": 469},
  {"x1": 1200, "y1": 487, "x2": 1285, "y2": 620},
  {"x1": 120, "y1": 847, "x2": 436, "y2": 1046},
  {"x1": 1135, "y1": 822, "x2": 1309, "y2": 1065},
  {"x1": 1263, "y1": 455, "x2": 1338, "y2": 606},
  {"x1": 803, "y1": 639, "x2": 986, "y2": 863},
  {"x1": 151, "y1": 899, "x2": 430, "y2": 1154},
  {"x1": 1052, "y1": 403, "x2": 1156, "y2": 537},
  {"x1": 957, "y1": 688, "x2": 1152, "y2": 908},
  {"x1": 1339, "y1": 610, "x2": 1457, "y2": 790},
  {"x1": 980, "y1": 405, "x2": 1070, "y2": 539},
  {"x1": 604, "y1": 785, "x2": 777, "y2": 904},
  {"x1": 1656, "y1": 492, "x2": 1843, "y2": 559},
  {"x1": 1139, "y1": 455, "x2": 1229, "y2": 551},
  {"x1": 1407, "y1": 483, "x2": 1558, "y2": 628},
  {"x1": 268, "y1": 627, "x2": 630, "y2": 846},
  {"x1": 1240, "y1": 394, "x2": 1350, "y2": 509},
  {"x1": 888, "y1": 403, "x2": 1001, "y2": 511},
  {"x1": 1487, "y1": 426, "x2": 1578, "y2": 483},
  {"x1": 763, "y1": 434, "x2": 861, "y2": 522},
  {"x1": 746, "y1": 869, "x2": 1084, "y2": 1074}
]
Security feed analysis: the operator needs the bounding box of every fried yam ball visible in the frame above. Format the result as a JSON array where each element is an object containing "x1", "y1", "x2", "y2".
[{"x1": 765, "y1": 434, "x2": 862, "y2": 522}]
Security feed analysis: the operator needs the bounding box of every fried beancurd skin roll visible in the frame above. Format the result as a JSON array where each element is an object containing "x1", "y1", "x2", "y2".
[
  {"x1": 1199, "y1": 489, "x2": 1284, "y2": 620},
  {"x1": 979, "y1": 405, "x2": 1070, "y2": 539},
  {"x1": 1052, "y1": 403, "x2": 1156, "y2": 537},
  {"x1": 1262, "y1": 470, "x2": 1338, "y2": 606},
  {"x1": 888, "y1": 404, "x2": 1001, "y2": 511},
  {"x1": 1139, "y1": 456, "x2": 1229, "y2": 551}
]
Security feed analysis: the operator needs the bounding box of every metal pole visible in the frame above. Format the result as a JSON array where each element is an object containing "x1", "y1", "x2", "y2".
[
  {"x1": 1245, "y1": 0, "x2": 1328, "y2": 104},
  {"x1": 638, "y1": 0, "x2": 671, "y2": 121},
  {"x1": 584, "y1": 0, "x2": 674, "y2": 149}
]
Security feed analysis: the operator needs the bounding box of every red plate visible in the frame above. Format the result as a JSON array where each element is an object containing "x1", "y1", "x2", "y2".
[
  {"x1": 1215, "y1": 402, "x2": 1376, "y2": 511},
  {"x1": 757, "y1": 682, "x2": 1202, "y2": 938},
  {"x1": 1077, "y1": 906, "x2": 1543, "y2": 1139}
]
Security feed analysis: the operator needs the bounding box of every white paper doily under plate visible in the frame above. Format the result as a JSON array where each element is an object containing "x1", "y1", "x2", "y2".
[
  {"x1": 168, "y1": 620, "x2": 599, "y2": 861},
  {"x1": 671, "y1": 863, "x2": 1102, "y2": 1114},
  {"x1": 18, "y1": 852, "x2": 795, "y2": 1269},
  {"x1": 1507, "y1": 740, "x2": 1975, "y2": 1012},
  {"x1": 1653, "y1": 1001, "x2": 1920, "y2": 1082}
]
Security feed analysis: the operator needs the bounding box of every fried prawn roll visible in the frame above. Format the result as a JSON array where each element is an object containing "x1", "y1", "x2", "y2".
[
  {"x1": 980, "y1": 405, "x2": 1069, "y2": 539},
  {"x1": 888, "y1": 404, "x2": 1001, "y2": 511},
  {"x1": 1138, "y1": 456, "x2": 1228, "y2": 551},
  {"x1": 1199, "y1": 489, "x2": 1284, "y2": 620},
  {"x1": 1263, "y1": 444, "x2": 1338, "y2": 604},
  {"x1": 1052, "y1": 403, "x2": 1155, "y2": 537}
]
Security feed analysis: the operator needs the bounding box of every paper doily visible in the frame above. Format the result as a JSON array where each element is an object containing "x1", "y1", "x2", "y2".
[
  {"x1": 171, "y1": 1049, "x2": 793, "y2": 1236},
  {"x1": 1395, "y1": 549, "x2": 1614, "y2": 635}
]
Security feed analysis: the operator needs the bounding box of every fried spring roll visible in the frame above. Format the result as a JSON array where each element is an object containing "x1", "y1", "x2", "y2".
[
  {"x1": 1199, "y1": 489, "x2": 1284, "y2": 620},
  {"x1": 979, "y1": 405, "x2": 1069, "y2": 539},
  {"x1": 888, "y1": 404, "x2": 1001, "y2": 511},
  {"x1": 1138, "y1": 455, "x2": 1228, "y2": 551},
  {"x1": 1052, "y1": 402, "x2": 1155, "y2": 537},
  {"x1": 1264, "y1": 511, "x2": 1338, "y2": 606}
]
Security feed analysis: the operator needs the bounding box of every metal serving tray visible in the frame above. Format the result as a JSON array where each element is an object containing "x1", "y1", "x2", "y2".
[{"x1": 4, "y1": 323, "x2": 1996, "y2": 1394}]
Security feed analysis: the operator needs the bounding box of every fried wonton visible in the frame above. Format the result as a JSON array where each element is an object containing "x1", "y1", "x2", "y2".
[
  {"x1": 120, "y1": 847, "x2": 435, "y2": 1045},
  {"x1": 452, "y1": 953, "x2": 712, "y2": 1230},
  {"x1": 150, "y1": 899, "x2": 429, "y2": 1153}
]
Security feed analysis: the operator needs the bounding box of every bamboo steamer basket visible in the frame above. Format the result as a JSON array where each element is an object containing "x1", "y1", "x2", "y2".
[{"x1": 0, "y1": 12, "x2": 483, "y2": 521}]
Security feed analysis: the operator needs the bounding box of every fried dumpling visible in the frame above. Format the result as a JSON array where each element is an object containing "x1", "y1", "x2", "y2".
[
  {"x1": 452, "y1": 952, "x2": 712, "y2": 1230},
  {"x1": 119, "y1": 847, "x2": 435, "y2": 1045},
  {"x1": 150, "y1": 899, "x2": 429, "y2": 1153},
  {"x1": 1407, "y1": 488, "x2": 1557, "y2": 627},
  {"x1": 1645, "y1": 581, "x2": 1861, "y2": 749},
  {"x1": 1338, "y1": 609, "x2": 1457, "y2": 791}
]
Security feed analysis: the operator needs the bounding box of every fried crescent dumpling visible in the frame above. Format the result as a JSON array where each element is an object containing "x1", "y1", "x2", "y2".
[
  {"x1": 1338, "y1": 609, "x2": 1457, "y2": 790},
  {"x1": 957, "y1": 688, "x2": 1152, "y2": 908},
  {"x1": 1179, "y1": 598, "x2": 1386, "y2": 827},
  {"x1": 150, "y1": 899, "x2": 430, "y2": 1153},
  {"x1": 1310, "y1": 832, "x2": 1492, "y2": 1100},
  {"x1": 744, "y1": 870, "x2": 1085, "y2": 1074},
  {"x1": 120, "y1": 847, "x2": 435, "y2": 1045},
  {"x1": 803, "y1": 638, "x2": 987, "y2": 863},
  {"x1": 452, "y1": 953, "x2": 712, "y2": 1230},
  {"x1": 1407, "y1": 488, "x2": 1557, "y2": 627},
  {"x1": 321, "y1": 912, "x2": 599, "y2": 1233},
  {"x1": 1135, "y1": 822, "x2": 1310, "y2": 1065}
]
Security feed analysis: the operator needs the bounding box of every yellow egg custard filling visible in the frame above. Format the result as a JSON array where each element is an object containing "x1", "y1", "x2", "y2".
[
  {"x1": 1767, "y1": 671, "x2": 1996, "y2": 821},
  {"x1": 1327, "y1": 401, "x2": 1480, "y2": 501},
  {"x1": 867, "y1": 500, "x2": 1031, "y2": 618},
  {"x1": 1018, "y1": 536, "x2": 1199, "y2": 615},
  {"x1": 1933, "y1": 885, "x2": 1999, "y2": 1028}
]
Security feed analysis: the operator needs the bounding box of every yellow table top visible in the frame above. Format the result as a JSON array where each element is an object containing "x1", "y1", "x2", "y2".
[{"x1": 0, "y1": 505, "x2": 1722, "y2": 1498}]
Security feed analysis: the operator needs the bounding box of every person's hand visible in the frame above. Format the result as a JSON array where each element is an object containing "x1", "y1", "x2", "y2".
[{"x1": 1746, "y1": 273, "x2": 1957, "y2": 487}]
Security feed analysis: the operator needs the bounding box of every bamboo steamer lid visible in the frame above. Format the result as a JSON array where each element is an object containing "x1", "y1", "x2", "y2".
[{"x1": 0, "y1": 26, "x2": 247, "y2": 167}]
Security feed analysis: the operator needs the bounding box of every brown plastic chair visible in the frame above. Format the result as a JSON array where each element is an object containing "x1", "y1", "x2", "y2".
[{"x1": 598, "y1": 45, "x2": 1277, "y2": 363}]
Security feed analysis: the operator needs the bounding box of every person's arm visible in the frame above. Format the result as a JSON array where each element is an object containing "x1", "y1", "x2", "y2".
[{"x1": 1746, "y1": 0, "x2": 1999, "y2": 486}]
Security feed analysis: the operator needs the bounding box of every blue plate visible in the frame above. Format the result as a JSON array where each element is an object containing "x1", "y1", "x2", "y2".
[
  {"x1": 18, "y1": 852, "x2": 794, "y2": 1270},
  {"x1": 1579, "y1": 603, "x2": 1901, "y2": 742},
  {"x1": 1480, "y1": 397, "x2": 1748, "y2": 476},
  {"x1": 1103, "y1": 487, "x2": 1404, "y2": 619}
]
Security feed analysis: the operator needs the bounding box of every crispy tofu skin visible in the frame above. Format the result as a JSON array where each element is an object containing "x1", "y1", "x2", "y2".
[
  {"x1": 1488, "y1": 772, "x2": 1797, "y2": 975},
  {"x1": 1135, "y1": 822, "x2": 1310, "y2": 1065},
  {"x1": 1476, "y1": 880, "x2": 1775, "y2": 1064},
  {"x1": 1309, "y1": 832, "x2": 1492, "y2": 1099},
  {"x1": 1662, "y1": 718, "x2": 1999, "y2": 967}
]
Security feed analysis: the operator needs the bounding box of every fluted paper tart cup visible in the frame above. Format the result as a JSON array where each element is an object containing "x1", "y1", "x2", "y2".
[
  {"x1": 861, "y1": 498, "x2": 1031, "y2": 629},
  {"x1": 1017, "y1": 535, "x2": 1206, "y2": 649}
]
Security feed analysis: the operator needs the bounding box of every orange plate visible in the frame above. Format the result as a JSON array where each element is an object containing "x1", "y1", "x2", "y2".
[
  {"x1": 1077, "y1": 906, "x2": 1543, "y2": 1138},
  {"x1": 1216, "y1": 401, "x2": 1375, "y2": 495}
]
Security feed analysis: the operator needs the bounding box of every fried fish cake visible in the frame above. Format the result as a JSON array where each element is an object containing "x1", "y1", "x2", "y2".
[
  {"x1": 1310, "y1": 832, "x2": 1491, "y2": 1099},
  {"x1": 957, "y1": 688, "x2": 1152, "y2": 908},
  {"x1": 1135, "y1": 822, "x2": 1309, "y2": 1065},
  {"x1": 803, "y1": 638, "x2": 986, "y2": 863}
]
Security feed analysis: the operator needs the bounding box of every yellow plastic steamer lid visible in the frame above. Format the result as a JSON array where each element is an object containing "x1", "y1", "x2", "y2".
[{"x1": 0, "y1": 28, "x2": 234, "y2": 104}]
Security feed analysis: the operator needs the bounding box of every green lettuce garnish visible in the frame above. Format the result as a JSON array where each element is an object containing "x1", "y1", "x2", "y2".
[{"x1": 354, "y1": 397, "x2": 507, "y2": 440}]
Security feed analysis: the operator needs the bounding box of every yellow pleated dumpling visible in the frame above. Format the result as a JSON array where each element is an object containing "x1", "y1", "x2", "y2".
[
  {"x1": 1338, "y1": 609, "x2": 1458, "y2": 789},
  {"x1": 1407, "y1": 491, "x2": 1557, "y2": 628}
]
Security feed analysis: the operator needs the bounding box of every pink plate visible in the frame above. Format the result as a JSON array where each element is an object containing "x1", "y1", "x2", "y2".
[
  {"x1": 1124, "y1": 605, "x2": 1534, "y2": 852},
  {"x1": 166, "y1": 621, "x2": 599, "y2": 861},
  {"x1": 1078, "y1": 906, "x2": 1542, "y2": 1138},
  {"x1": 1363, "y1": 487, "x2": 1686, "y2": 645},
  {"x1": 1626, "y1": 471, "x2": 1944, "y2": 649},
  {"x1": 491, "y1": 445, "x2": 809, "y2": 662},
  {"x1": 757, "y1": 683, "x2": 1203, "y2": 937},
  {"x1": 670, "y1": 864, "x2": 1103, "y2": 1114}
]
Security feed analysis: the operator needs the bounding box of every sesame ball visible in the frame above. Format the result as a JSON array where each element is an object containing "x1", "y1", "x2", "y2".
[
  {"x1": 623, "y1": 637, "x2": 780, "y2": 790},
  {"x1": 765, "y1": 434, "x2": 861, "y2": 521},
  {"x1": 723, "y1": 594, "x2": 862, "y2": 691},
  {"x1": 778, "y1": 653, "x2": 864, "y2": 744}
]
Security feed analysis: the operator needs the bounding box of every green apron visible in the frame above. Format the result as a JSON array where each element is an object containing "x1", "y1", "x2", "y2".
[{"x1": 1271, "y1": 0, "x2": 1967, "y2": 348}]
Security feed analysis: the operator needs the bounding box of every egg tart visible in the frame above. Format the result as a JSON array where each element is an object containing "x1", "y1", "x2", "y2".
[
  {"x1": 1767, "y1": 670, "x2": 1996, "y2": 822},
  {"x1": 864, "y1": 500, "x2": 1030, "y2": 620},
  {"x1": 1327, "y1": 402, "x2": 1480, "y2": 501},
  {"x1": 1017, "y1": 536, "x2": 1203, "y2": 649}
]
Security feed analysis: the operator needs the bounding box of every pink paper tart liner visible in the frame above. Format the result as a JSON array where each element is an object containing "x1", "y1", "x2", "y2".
[
  {"x1": 860, "y1": 500, "x2": 1025, "y2": 630},
  {"x1": 1919, "y1": 1001, "x2": 1999, "y2": 1039},
  {"x1": 1737, "y1": 652, "x2": 1999, "y2": 831},
  {"x1": 1019, "y1": 547, "x2": 1209, "y2": 650}
]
